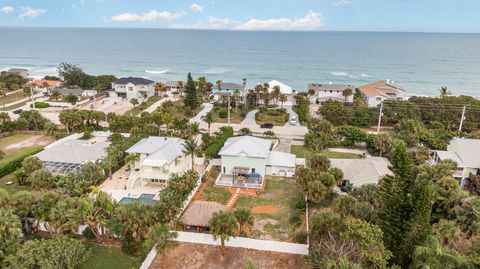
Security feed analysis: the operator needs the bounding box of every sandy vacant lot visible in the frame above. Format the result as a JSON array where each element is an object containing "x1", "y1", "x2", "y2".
[
  {"x1": 1, "y1": 134, "x2": 55, "y2": 152},
  {"x1": 150, "y1": 243, "x2": 306, "y2": 269}
]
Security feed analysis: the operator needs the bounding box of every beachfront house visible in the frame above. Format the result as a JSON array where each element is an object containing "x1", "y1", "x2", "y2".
[
  {"x1": 125, "y1": 136, "x2": 191, "y2": 189},
  {"x1": 212, "y1": 82, "x2": 246, "y2": 102},
  {"x1": 308, "y1": 83, "x2": 355, "y2": 103},
  {"x1": 32, "y1": 79, "x2": 63, "y2": 91},
  {"x1": 36, "y1": 134, "x2": 110, "y2": 175},
  {"x1": 165, "y1": 81, "x2": 182, "y2": 92},
  {"x1": 6, "y1": 68, "x2": 29, "y2": 79},
  {"x1": 430, "y1": 138, "x2": 480, "y2": 186},
  {"x1": 216, "y1": 136, "x2": 296, "y2": 189},
  {"x1": 268, "y1": 80, "x2": 293, "y2": 95},
  {"x1": 112, "y1": 77, "x2": 155, "y2": 101},
  {"x1": 330, "y1": 157, "x2": 393, "y2": 190},
  {"x1": 359, "y1": 80, "x2": 405, "y2": 107}
]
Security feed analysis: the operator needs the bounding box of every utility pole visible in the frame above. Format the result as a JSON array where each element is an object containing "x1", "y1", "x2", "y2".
[
  {"x1": 376, "y1": 102, "x2": 384, "y2": 133},
  {"x1": 459, "y1": 106, "x2": 466, "y2": 132},
  {"x1": 30, "y1": 85, "x2": 35, "y2": 109},
  {"x1": 227, "y1": 94, "x2": 231, "y2": 125}
]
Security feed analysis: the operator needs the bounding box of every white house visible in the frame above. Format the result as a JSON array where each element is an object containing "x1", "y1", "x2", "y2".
[
  {"x1": 125, "y1": 136, "x2": 191, "y2": 189},
  {"x1": 112, "y1": 77, "x2": 155, "y2": 101},
  {"x1": 308, "y1": 83, "x2": 355, "y2": 103},
  {"x1": 359, "y1": 80, "x2": 405, "y2": 107},
  {"x1": 431, "y1": 138, "x2": 480, "y2": 187},
  {"x1": 216, "y1": 136, "x2": 296, "y2": 189},
  {"x1": 268, "y1": 80, "x2": 293, "y2": 95},
  {"x1": 330, "y1": 157, "x2": 393, "y2": 189}
]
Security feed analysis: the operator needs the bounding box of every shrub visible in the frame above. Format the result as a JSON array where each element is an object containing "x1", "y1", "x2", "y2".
[
  {"x1": 218, "y1": 109, "x2": 228, "y2": 119},
  {"x1": 34, "y1": 102, "x2": 49, "y2": 109},
  {"x1": 82, "y1": 227, "x2": 96, "y2": 240},
  {"x1": 0, "y1": 148, "x2": 43, "y2": 178}
]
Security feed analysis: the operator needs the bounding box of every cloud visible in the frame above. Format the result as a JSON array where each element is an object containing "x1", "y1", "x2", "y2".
[
  {"x1": 19, "y1": 7, "x2": 47, "y2": 19},
  {"x1": 236, "y1": 11, "x2": 323, "y2": 30},
  {"x1": 332, "y1": 0, "x2": 350, "y2": 6},
  {"x1": 1, "y1": 6, "x2": 14, "y2": 14},
  {"x1": 170, "y1": 16, "x2": 234, "y2": 29},
  {"x1": 111, "y1": 10, "x2": 185, "y2": 22},
  {"x1": 190, "y1": 3, "x2": 204, "y2": 13}
]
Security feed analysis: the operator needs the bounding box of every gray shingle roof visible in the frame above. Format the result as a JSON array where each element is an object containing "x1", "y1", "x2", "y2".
[
  {"x1": 36, "y1": 140, "x2": 110, "y2": 164},
  {"x1": 308, "y1": 83, "x2": 355, "y2": 91},
  {"x1": 330, "y1": 157, "x2": 392, "y2": 185},
  {"x1": 219, "y1": 136, "x2": 271, "y2": 158},
  {"x1": 266, "y1": 151, "x2": 296, "y2": 168},
  {"x1": 214, "y1": 83, "x2": 243, "y2": 90},
  {"x1": 114, "y1": 77, "x2": 154, "y2": 85}
]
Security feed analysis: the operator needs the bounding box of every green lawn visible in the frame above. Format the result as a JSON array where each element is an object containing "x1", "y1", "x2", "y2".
[
  {"x1": 255, "y1": 109, "x2": 289, "y2": 126},
  {"x1": 198, "y1": 182, "x2": 231, "y2": 204},
  {"x1": 234, "y1": 178, "x2": 306, "y2": 243},
  {"x1": 155, "y1": 99, "x2": 202, "y2": 119},
  {"x1": 1, "y1": 91, "x2": 29, "y2": 104},
  {"x1": 0, "y1": 101, "x2": 27, "y2": 111},
  {"x1": 80, "y1": 243, "x2": 141, "y2": 269},
  {"x1": 211, "y1": 106, "x2": 253, "y2": 124},
  {"x1": 208, "y1": 166, "x2": 220, "y2": 179},
  {"x1": 0, "y1": 173, "x2": 30, "y2": 194},
  {"x1": 290, "y1": 145, "x2": 363, "y2": 159},
  {"x1": 125, "y1": 96, "x2": 162, "y2": 116}
]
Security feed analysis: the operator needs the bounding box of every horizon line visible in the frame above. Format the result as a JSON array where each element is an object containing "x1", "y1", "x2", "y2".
[{"x1": 0, "y1": 25, "x2": 479, "y2": 35}]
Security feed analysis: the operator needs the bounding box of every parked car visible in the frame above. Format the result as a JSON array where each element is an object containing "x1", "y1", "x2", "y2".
[
  {"x1": 260, "y1": 123, "x2": 274, "y2": 129},
  {"x1": 13, "y1": 109, "x2": 23, "y2": 115},
  {"x1": 290, "y1": 115, "x2": 297, "y2": 125}
]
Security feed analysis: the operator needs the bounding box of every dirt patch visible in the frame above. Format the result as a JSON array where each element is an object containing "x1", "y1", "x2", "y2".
[
  {"x1": 4, "y1": 135, "x2": 54, "y2": 151},
  {"x1": 150, "y1": 242, "x2": 306, "y2": 269},
  {"x1": 252, "y1": 205, "x2": 279, "y2": 215}
]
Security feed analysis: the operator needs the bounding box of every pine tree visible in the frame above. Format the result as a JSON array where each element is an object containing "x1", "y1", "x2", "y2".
[
  {"x1": 378, "y1": 143, "x2": 432, "y2": 266},
  {"x1": 184, "y1": 73, "x2": 199, "y2": 110}
]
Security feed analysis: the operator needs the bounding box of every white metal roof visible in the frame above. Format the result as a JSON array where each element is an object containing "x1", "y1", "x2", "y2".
[
  {"x1": 451, "y1": 138, "x2": 480, "y2": 168},
  {"x1": 266, "y1": 151, "x2": 296, "y2": 168},
  {"x1": 126, "y1": 136, "x2": 186, "y2": 167},
  {"x1": 435, "y1": 150, "x2": 465, "y2": 167},
  {"x1": 268, "y1": 80, "x2": 293, "y2": 95},
  {"x1": 219, "y1": 136, "x2": 271, "y2": 158}
]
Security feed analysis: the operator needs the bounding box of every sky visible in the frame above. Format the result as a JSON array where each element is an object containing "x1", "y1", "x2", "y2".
[{"x1": 0, "y1": 0, "x2": 479, "y2": 33}]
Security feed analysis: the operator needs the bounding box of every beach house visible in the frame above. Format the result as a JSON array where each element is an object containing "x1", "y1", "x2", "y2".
[
  {"x1": 308, "y1": 83, "x2": 355, "y2": 103},
  {"x1": 359, "y1": 80, "x2": 405, "y2": 107},
  {"x1": 36, "y1": 134, "x2": 110, "y2": 175},
  {"x1": 430, "y1": 138, "x2": 480, "y2": 185},
  {"x1": 6, "y1": 68, "x2": 29, "y2": 79},
  {"x1": 32, "y1": 79, "x2": 63, "y2": 91},
  {"x1": 112, "y1": 77, "x2": 155, "y2": 101},
  {"x1": 216, "y1": 136, "x2": 296, "y2": 189},
  {"x1": 125, "y1": 136, "x2": 191, "y2": 189},
  {"x1": 330, "y1": 157, "x2": 393, "y2": 190},
  {"x1": 268, "y1": 80, "x2": 293, "y2": 95},
  {"x1": 212, "y1": 82, "x2": 246, "y2": 102}
]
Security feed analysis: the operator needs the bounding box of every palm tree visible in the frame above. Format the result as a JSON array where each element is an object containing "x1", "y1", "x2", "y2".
[
  {"x1": 342, "y1": 88, "x2": 353, "y2": 102},
  {"x1": 271, "y1": 85, "x2": 281, "y2": 105},
  {"x1": 0, "y1": 208, "x2": 22, "y2": 256},
  {"x1": 176, "y1": 81, "x2": 185, "y2": 96},
  {"x1": 188, "y1": 122, "x2": 200, "y2": 138},
  {"x1": 254, "y1": 84, "x2": 263, "y2": 107},
  {"x1": 202, "y1": 111, "x2": 214, "y2": 134},
  {"x1": 155, "y1": 82, "x2": 165, "y2": 95},
  {"x1": 234, "y1": 207, "x2": 254, "y2": 236},
  {"x1": 12, "y1": 191, "x2": 36, "y2": 235},
  {"x1": 279, "y1": 94, "x2": 287, "y2": 108},
  {"x1": 439, "y1": 87, "x2": 451, "y2": 98},
  {"x1": 117, "y1": 202, "x2": 156, "y2": 242},
  {"x1": 412, "y1": 235, "x2": 468, "y2": 269},
  {"x1": 144, "y1": 224, "x2": 178, "y2": 268},
  {"x1": 50, "y1": 90, "x2": 61, "y2": 101},
  {"x1": 209, "y1": 211, "x2": 237, "y2": 255},
  {"x1": 182, "y1": 138, "x2": 200, "y2": 169},
  {"x1": 124, "y1": 153, "x2": 140, "y2": 171},
  {"x1": 233, "y1": 89, "x2": 241, "y2": 112},
  {"x1": 130, "y1": 98, "x2": 139, "y2": 107}
]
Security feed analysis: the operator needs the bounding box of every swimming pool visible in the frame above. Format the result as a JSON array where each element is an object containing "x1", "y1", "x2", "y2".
[{"x1": 119, "y1": 193, "x2": 156, "y2": 205}]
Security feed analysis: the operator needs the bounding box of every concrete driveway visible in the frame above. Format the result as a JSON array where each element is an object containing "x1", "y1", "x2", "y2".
[
  {"x1": 283, "y1": 105, "x2": 300, "y2": 127},
  {"x1": 241, "y1": 109, "x2": 258, "y2": 125},
  {"x1": 190, "y1": 103, "x2": 213, "y2": 124}
]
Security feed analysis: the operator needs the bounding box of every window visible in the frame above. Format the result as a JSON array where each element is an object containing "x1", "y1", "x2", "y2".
[
  {"x1": 376, "y1": 97, "x2": 382, "y2": 101},
  {"x1": 128, "y1": 87, "x2": 133, "y2": 91},
  {"x1": 223, "y1": 167, "x2": 226, "y2": 173},
  {"x1": 252, "y1": 168, "x2": 256, "y2": 173}
]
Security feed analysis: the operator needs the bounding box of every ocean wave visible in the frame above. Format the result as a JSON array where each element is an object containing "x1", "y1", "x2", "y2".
[
  {"x1": 360, "y1": 73, "x2": 370, "y2": 78},
  {"x1": 203, "y1": 68, "x2": 229, "y2": 75},
  {"x1": 145, "y1": 69, "x2": 169, "y2": 75},
  {"x1": 331, "y1": 71, "x2": 357, "y2": 79}
]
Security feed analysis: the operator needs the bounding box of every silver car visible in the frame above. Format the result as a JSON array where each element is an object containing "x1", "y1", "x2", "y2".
[{"x1": 289, "y1": 115, "x2": 297, "y2": 125}]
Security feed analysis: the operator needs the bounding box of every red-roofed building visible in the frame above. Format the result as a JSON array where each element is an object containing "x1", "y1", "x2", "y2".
[
  {"x1": 359, "y1": 80, "x2": 405, "y2": 107},
  {"x1": 31, "y1": 79, "x2": 63, "y2": 91}
]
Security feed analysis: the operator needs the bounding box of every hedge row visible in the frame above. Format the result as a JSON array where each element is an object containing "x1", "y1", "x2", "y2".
[{"x1": 0, "y1": 147, "x2": 43, "y2": 177}]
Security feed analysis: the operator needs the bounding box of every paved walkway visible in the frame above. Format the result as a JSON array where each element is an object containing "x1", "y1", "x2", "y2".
[
  {"x1": 283, "y1": 105, "x2": 300, "y2": 127},
  {"x1": 190, "y1": 103, "x2": 213, "y2": 123},
  {"x1": 241, "y1": 109, "x2": 258, "y2": 125},
  {"x1": 174, "y1": 231, "x2": 309, "y2": 255},
  {"x1": 225, "y1": 188, "x2": 241, "y2": 208}
]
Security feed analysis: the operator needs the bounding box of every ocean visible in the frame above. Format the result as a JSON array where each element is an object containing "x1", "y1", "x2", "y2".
[{"x1": 1, "y1": 27, "x2": 480, "y2": 96}]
